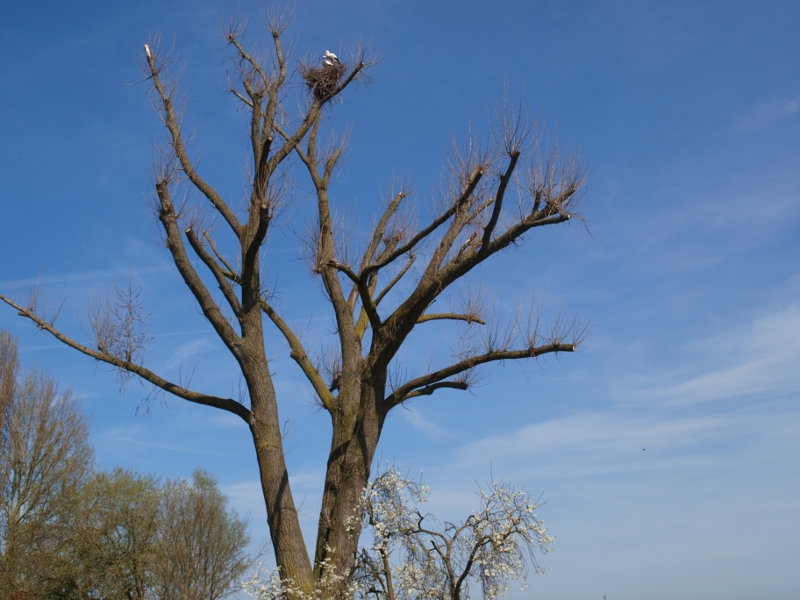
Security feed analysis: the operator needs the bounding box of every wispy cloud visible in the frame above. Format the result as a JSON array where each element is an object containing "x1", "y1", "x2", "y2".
[
  {"x1": 221, "y1": 480, "x2": 268, "y2": 521},
  {"x1": 455, "y1": 294, "x2": 800, "y2": 485},
  {"x1": 400, "y1": 406, "x2": 453, "y2": 439},
  {"x1": 164, "y1": 337, "x2": 214, "y2": 370},
  {"x1": 736, "y1": 94, "x2": 800, "y2": 131},
  {"x1": 625, "y1": 301, "x2": 800, "y2": 407},
  {"x1": 0, "y1": 264, "x2": 169, "y2": 292},
  {"x1": 101, "y1": 424, "x2": 229, "y2": 457}
]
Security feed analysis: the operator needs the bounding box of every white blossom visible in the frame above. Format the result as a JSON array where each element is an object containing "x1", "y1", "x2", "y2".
[
  {"x1": 353, "y1": 468, "x2": 553, "y2": 599},
  {"x1": 243, "y1": 470, "x2": 552, "y2": 599}
]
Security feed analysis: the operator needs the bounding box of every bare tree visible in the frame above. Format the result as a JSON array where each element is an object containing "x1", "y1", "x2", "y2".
[{"x1": 0, "y1": 15, "x2": 586, "y2": 597}]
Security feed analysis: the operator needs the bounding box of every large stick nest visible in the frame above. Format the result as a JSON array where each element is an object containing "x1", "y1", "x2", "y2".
[{"x1": 300, "y1": 63, "x2": 347, "y2": 100}]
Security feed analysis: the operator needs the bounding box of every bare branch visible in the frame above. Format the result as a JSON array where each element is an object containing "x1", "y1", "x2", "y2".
[
  {"x1": 259, "y1": 298, "x2": 335, "y2": 411},
  {"x1": 480, "y1": 150, "x2": 520, "y2": 252},
  {"x1": 401, "y1": 380, "x2": 469, "y2": 400},
  {"x1": 374, "y1": 254, "x2": 415, "y2": 306},
  {"x1": 156, "y1": 180, "x2": 243, "y2": 355},
  {"x1": 384, "y1": 342, "x2": 575, "y2": 408},
  {"x1": 184, "y1": 227, "x2": 241, "y2": 314},
  {"x1": 359, "y1": 192, "x2": 408, "y2": 272},
  {"x1": 346, "y1": 190, "x2": 409, "y2": 310},
  {"x1": 144, "y1": 43, "x2": 243, "y2": 237},
  {"x1": 335, "y1": 262, "x2": 381, "y2": 333},
  {"x1": 89, "y1": 282, "x2": 150, "y2": 378},
  {"x1": 226, "y1": 28, "x2": 269, "y2": 93},
  {"x1": 230, "y1": 87, "x2": 254, "y2": 107},
  {"x1": 202, "y1": 230, "x2": 239, "y2": 280},
  {"x1": 0, "y1": 293, "x2": 252, "y2": 423},
  {"x1": 416, "y1": 313, "x2": 486, "y2": 325},
  {"x1": 363, "y1": 167, "x2": 485, "y2": 278}
]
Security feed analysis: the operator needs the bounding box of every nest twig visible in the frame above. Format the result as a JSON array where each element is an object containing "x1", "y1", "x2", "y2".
[{"x1": 300, "y1": 63, "x2": 347, "y2": 100}]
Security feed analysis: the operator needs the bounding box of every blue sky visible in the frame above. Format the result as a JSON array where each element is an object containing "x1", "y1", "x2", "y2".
[{"x1": 1, "y1": 1, "x2": 799, "y2": 599}]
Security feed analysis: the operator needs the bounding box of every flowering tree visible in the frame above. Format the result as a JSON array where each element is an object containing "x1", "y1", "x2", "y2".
[
  {"x1": 0, "y1": 12, "x2": 584, "y2": 598},
  {"x1": 356, "y1": 469, "x2": 553, "y2": 600},
  {"x1": 243, "y1": 468, "x2": 552, "y2": 600}
]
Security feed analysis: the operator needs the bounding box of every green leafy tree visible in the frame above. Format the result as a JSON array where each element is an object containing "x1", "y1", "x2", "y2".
[
  {"x1": 72, "y1": 468, "x2": 162, "y2": 599},
  {"x1": 1, "y1": 333, "x2": 251, "y2": 599},
  {"x1": 152, "y1": 470, "x2": 251, "y2": 600},
  {"x1": 0, "y1": 331, "x2": 94, "y2": 598}
]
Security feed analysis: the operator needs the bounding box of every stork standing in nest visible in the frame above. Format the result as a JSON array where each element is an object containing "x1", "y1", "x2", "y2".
[{"x1": 322, "y1": 50, "x2": 339, "y2": 67}]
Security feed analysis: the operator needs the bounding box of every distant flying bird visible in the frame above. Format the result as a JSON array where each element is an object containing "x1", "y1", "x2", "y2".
[{"x1": 322, "y1": 50, "x2": 339, "y2": 66}]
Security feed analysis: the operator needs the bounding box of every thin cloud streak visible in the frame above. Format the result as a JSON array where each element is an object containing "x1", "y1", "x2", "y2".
[
  {"x1": 0, "y1": 264, "x2": 170, "y2": 291},
  {"x1": 627, "y1": 301, "x2": 800, "y2": 407},
  {"x1": 400, "y1": 406, "x2": 453, "y2": 440},
  {"x1": 737, "y1": 94, "x2": 800, "y2": 131}
]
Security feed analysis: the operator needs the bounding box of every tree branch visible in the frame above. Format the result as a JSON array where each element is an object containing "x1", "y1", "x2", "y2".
[
  {"x1": 201, "y1": 230, "x2": 239, "y2": 280},
  {"x1": 480, "y1": 151, "x2": 520, "y2": 252},
  {"x1": 335, "y1": 262, "x2": 381, "y2": 334},
  {"x1": 145, "y1": 47, "x2": 242, "y2": 237},
  {"x1": 0, "y1": 293, "x2": 252, "y2": 424},
  {"x1": 241, "y1": 202, "x2": 271, "y2": 286},
  {"x1": 230, "y1": 87, "x2": 253, "y2": 107},
  {"x1": 374, "y1": 255, "x2": 415, "y2": 306},
  {"x1": 400, "y1": 380, "x2": 469, "y2": 401},
  {"x1": 374, "y1": 183, "x2": 578, "y2": 367},
  {"x1": 226, "y1": 33, "x2": 270, "y2": 93},
  {"x1": 416, "y1": 313, "x2": 485, "y2": 325},
  {"x1": 362, "y1": 168, "x2": 484, "y2": 279},
  {"x1": 156, "y1": 181, "x2": 243, "y2": 355},
  {"x1": 259, "y1": 299, "x2": 335, "y2": 411},
  {"x1": 345, "y1": 191, "x2": 408, "y2": 311},
  {"x1": 359, "y1": 192, "x2": 407, "y2": 273},
  {"x1": 184, "y1": 227, "x2": 241, "y2": 314},
  {"x1": 384, "y1": 342, "x2": 575, "y2": 407}
]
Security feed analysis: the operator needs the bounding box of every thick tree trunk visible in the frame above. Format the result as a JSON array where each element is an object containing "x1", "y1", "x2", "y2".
[
  {"x1": 245, "y1": 353, "x2": 315, "y2": 596},
  {"x1": 313, "y1": 368, "x2": 386, "y2": 594},
  {"x1": 251, "y1": 418, "x2": 314, "y2": 595}
]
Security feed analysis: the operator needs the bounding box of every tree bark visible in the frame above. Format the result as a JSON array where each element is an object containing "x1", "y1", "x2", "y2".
[
  {"x1": 249, "y1": 387, "x2": 315, "y2": 595},
  {"x1": 242, "y1": 321, "x2": 315, "y2": 595},
  {"x1": 314, "y1": 365, "x2": 387, "y2": 592}
]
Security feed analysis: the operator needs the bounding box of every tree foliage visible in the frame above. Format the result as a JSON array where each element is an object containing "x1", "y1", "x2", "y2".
[
  {"x1": 0, "y1": 331, "x2": 93, "y2": 598},
  {"x1": 152, "y1": 470, "x2": 252, "y2": 600},
  {"x1": 72, "y1": 468, "x2": 162, "y2": 599},
  {"x1": 0, "y1": 332, "x2": 251, "y2": 600}
]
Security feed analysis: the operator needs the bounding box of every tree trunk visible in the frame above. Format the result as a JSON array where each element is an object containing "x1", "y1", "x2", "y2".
[
  {"x1": 314, "y1": 367, "x2": 386, "y2": 594},
  {"x1": 247, "y1": 362, "x2": 315, "y2": 596}
]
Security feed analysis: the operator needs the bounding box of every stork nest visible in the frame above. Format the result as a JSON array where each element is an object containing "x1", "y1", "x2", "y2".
[{"x1": 300, "y1": 63, "x2": 347, "y2": 100}]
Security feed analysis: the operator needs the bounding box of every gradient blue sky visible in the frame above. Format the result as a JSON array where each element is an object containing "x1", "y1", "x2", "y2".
[{"x1": 1, "y1": 1, "x2": 799, "y2": 599}]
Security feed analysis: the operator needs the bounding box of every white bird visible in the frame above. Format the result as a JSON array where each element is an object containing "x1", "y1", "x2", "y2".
[{"x1": 322, "y1": 49, "x2": 339, "y2": 66}]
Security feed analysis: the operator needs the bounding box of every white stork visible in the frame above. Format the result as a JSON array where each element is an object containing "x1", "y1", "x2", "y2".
[{"x1": 322, "y1": 50, "x2": 340, "y2": 67}]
